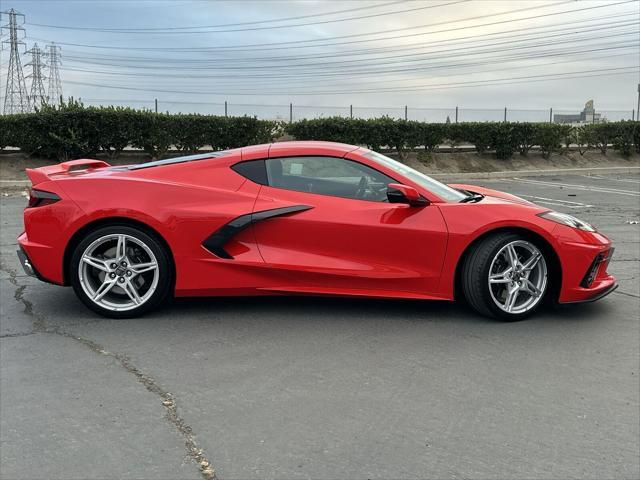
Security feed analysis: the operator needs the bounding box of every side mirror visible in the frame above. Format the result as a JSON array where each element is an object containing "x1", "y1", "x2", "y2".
[{"x1": 387, "y1": 183, "x2": 429, "y2": 207}]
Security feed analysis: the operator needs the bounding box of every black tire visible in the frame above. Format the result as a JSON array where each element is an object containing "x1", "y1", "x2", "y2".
[
  {"x1": 461, "y1": 232, "x2": 549, "y2": 321},
  {"x1": 70, "y1": 225, "x2": 172, "y2": 318}
]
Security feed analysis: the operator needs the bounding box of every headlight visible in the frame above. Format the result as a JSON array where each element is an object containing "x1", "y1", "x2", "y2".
[{"x1": 537, "y1": 211, "x2": 596, "y2": 232}]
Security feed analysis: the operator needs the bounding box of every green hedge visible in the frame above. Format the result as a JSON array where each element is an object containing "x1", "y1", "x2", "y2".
[
  {"x1": 286, "y1": 117, "x2": 639, "y2": 159},
  {"x1": 1, "y1": 102, "x2": 637, "y2": 162},
  {"x1": 0, "y1": 99, "x2": 282, "y2": 161}
]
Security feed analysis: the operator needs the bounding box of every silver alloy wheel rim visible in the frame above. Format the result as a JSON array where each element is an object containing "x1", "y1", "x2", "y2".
[
  {"x1": 488, "y1": 240, "x2": 547, "y2": 315},
  {"x1": 78, "y1": 233, "x2": 159, "y2": 312}
]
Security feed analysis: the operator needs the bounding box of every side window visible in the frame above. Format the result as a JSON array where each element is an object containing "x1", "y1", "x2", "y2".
[
  {"x1": 265, "y1": 156, "x2": 395, "y2": 202},
  {"x1": 231, "y1": 160, "x2": 268, "y2": 185}
]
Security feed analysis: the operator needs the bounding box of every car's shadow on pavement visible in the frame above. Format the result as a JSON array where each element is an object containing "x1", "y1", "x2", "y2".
[
  {"x1": 29, "y1": 282, "x2": 617, "y2": 331},
  {"x1": 161, "y1": 293, "x2": 614, "y2": 329}
]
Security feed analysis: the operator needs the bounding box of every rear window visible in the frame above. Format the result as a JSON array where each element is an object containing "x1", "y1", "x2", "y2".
[{"x1": 129, "y1": 152, "x2": 227, "y2": 170}]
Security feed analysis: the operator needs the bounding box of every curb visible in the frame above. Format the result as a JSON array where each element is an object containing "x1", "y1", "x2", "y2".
[{"x1": 1, "y1": 166, "x2": 638, "y2": 190}]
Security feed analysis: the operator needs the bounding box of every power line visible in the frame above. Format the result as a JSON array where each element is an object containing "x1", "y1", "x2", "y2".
[
  {"x1": 59, "y1": 29, "x2": 638, "y2": 74},
  {"x1": 60, "y1": 38, "x2": 639, "y2": 81},
  {"x1": 29, "y1": 0, "x2": 616, "y2": 52},
  {"x1": 26, "y1": 0, "x2": 406, "y2": 31},
  {"x1": 25, "y1": 0, "x2": 468, "y2": 35},
  {"x1": 62, "y1": 66, "x2": 639, "y2": 96},
  {"x1": 60, "y1": 46, "x2": 637, "y2": 90},
  {"x1": 56, "y1": 13, "x2": 638, "y2": 65},
  {"x1": 59, "y1": 51, "x2": 637, "y2": 95}
]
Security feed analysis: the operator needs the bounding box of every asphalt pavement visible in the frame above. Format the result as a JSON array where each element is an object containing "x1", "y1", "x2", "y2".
[{"x1": 1, "y1": 173, "x2": 639, "y2": 480}]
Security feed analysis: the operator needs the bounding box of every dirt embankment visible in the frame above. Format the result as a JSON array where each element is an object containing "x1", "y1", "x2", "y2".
[
  {"x1": 1, "y1": 149, "x2": 638, "y2": 182},
  {"x1": 395, "y1": 150, "x2": 639, "y2": 176}
]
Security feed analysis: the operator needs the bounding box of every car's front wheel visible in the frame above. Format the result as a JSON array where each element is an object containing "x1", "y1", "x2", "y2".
[
  {"x1": 70, "y1": 225, "x2": 172, "y2": 318},
  {"x1": 462, "y1": 232, "x2": 549, "y2": 320}
]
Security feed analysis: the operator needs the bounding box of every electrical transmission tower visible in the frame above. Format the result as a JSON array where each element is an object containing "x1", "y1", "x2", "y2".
[
  {"x1": 26, "y1": 43, "x2": 47, "y2": 109},
  {"x1": 46, "y1": 43, "x2": 62, "y2": 106},
  {"x1": 1, "y1": 9, "x2": 29, "y2": 114}
]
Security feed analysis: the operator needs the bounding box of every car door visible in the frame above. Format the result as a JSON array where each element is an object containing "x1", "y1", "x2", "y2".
[{"x1": 247, "y1": 155, "x2": 449, "y2": 297}]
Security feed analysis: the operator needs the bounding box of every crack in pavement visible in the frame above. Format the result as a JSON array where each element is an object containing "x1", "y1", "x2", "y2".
[
  {"x1": 613, "y1": 290, "x2": 640, "y2": 299},
  {"x1": 0, "y1": 260, "x2": 218, "y2": 480}
]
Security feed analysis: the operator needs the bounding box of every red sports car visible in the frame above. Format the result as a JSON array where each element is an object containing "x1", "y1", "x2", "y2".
[{"x1": 17, "y1": 141, "x2": 616, "y2": 320}]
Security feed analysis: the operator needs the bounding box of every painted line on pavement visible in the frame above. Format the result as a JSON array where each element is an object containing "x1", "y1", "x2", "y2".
[
  {"x1": 512, "y1": 178, "x2": 640, "y2": 197},
  {"x1": 517, "y1": 194, "x2": 593, "y2": 208},
  {"x1": 581, "y1": 175, "x2": 640, "y2": 184}
]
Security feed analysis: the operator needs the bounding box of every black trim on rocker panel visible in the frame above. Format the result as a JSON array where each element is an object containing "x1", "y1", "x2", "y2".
[{"x1": 202, "y1": 205, "x2": 313, "y2": 259}]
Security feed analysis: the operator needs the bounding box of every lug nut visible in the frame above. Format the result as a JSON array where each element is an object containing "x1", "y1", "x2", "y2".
[
  {"x1": 126, "y1": 270, "x2": 132, "y2": 276},
  {"x1": 118, "y1": 277, "x2": 125, "y2": 283},
  {"x1": 120, "y1": 261, "x2": 127, "y2": 267},
  {"x1": 109, "y1": 272, "x2": 116, "y2": 279},
  {"x1": 110, "y1": 263, "x2": 117, "y2": 269}
]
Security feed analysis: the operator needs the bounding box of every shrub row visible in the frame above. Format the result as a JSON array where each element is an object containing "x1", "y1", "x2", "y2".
[
  {"x1": 1, "y1": 102, "x2": 638, "y2": 162},
  {"x1": 286, "y1": 117, "x2": 640, "y2": 159},
  {"x1": 0, "y1": 99, "x2": 282, "y2": 161}
]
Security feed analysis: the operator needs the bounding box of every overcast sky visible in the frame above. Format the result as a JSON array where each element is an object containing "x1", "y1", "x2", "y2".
[{"x1": 1, "y1": 0, "x2": 639, "y2": 119}]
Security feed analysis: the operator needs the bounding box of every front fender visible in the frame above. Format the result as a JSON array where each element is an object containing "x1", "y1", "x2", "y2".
[{"x1": 435, "y1": 202, "x2": 559, "y2": 299}]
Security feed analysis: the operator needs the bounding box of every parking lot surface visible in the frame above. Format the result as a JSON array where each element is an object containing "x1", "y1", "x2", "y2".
[{"x1": 1, "y1": 173, "x2": 639, "y2": 479}]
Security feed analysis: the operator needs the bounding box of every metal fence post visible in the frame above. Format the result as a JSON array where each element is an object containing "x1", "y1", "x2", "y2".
[
  {"x1": 633, "y1": 109, "x2": 636, "y2": 121},
  {"x1": 404, "y1": 105, "x2": 408, "y2": 121},
  {"x1": 224, "y1": 101, "x2": 228, "y2": 117},
  {"x1": 350, "y1": 104, "x2": 353, "y2": 119},
  {"x1": 289, "y1": 103, "x2": 293, "y2": 123},
  {"x1": 455, "y1": 106, "x2": 458, "y2": 123},
  {"x1": 154, "y1": 99, "x2": 158, "y2": 113},
  {"x1": 504, "y1": 107, "x2": 507, "y2": 122},
  {"x1": 549, "y1": 107, "x2": 553, "y2": 123}
]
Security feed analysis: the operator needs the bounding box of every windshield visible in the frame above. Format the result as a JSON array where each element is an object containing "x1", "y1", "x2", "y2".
[{"x1": 363, "y1": 151, "x2": 467, "y2": 202}]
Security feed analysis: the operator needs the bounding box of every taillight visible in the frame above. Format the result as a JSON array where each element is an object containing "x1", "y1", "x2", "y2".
[{"x1": 27, "y1": 189, "x2": 61, "y2": 208}]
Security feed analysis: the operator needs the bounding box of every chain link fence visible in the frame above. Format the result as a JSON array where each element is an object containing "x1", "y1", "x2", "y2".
[{"x1": 2, "y1": 96, "x2": 636, "y2": 123}]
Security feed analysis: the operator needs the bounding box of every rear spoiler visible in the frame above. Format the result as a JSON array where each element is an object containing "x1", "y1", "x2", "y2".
[{"x1": 26, "y1": 159, "x2": 111, "y2": 186}]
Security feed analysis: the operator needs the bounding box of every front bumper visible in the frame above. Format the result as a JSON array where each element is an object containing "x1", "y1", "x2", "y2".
[
  {"x1": 555, "y1": 228, "x2": 617, "y2": 304},
  {"x1": 561, "y1": 282, "x2": 618, "y2": 304}
]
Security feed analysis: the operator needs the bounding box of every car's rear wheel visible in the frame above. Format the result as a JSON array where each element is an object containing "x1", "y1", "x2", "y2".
[
  {"x1": 462, "y1": 232, "x2": 549, "y2": 320},
  {"x1": 70, "y1": 225, "x2": 172, "y2": 318}
]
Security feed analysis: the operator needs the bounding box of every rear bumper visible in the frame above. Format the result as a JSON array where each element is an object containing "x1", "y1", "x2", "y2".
[
  {"x1": 16, "y1": 247, "x2": 35, "y2": 277},
  {"x1": 17, "y1": 232, "x2": 64, "y2": 285},
  {"x1": 16, "y1": 245, "x2": 58, "y2": 284}
]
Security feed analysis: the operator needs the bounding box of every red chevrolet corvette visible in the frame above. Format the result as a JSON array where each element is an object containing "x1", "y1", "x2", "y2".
[{"x1": 17, "y1": 141, "x2": 616, "y2": 320}]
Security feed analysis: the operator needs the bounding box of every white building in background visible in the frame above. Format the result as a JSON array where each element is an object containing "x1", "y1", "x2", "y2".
[{"x1": 554, "y1": 100, "x2": 604, "y2": 124}]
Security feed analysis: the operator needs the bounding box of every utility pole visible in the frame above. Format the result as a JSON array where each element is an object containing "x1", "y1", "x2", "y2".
[
  {"x1": 45, "y1": 43, "x2": 62, "y2": 106},
  {"x1": 26, "y1": 43, "x2": 48, "y2": 110},
  {"x1": 637, "y1": 83, "x2": 639, "y2": 121},
  {"x1": 1, "y1": 9, "x2": 29, "y2": 114}
]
